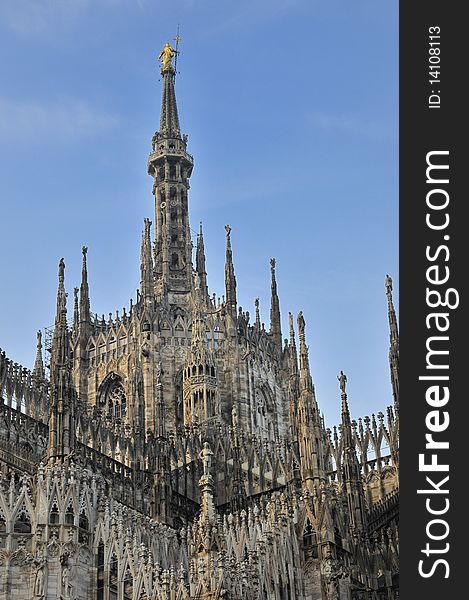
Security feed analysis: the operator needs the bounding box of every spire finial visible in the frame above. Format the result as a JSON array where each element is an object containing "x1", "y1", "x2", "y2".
[
  {"x1": 73, "y1": 286, "x2": 79, "y2": 335},
  {"x1": 158, "y1": 41, "x2": 179, "y2": 74},
  {"x1": 288, "y1": 312, "x2": 298, "y2": 379},
  {"x1": 33, "y1": 330, "x2": 44, "y2": 380},
  {"x1": 338, "y1": 370, "x2": 353, "y2": 442},
  {"x1": 269, "y1": 258, "x2": 282, "y2": 347},
  {"x1": 288, "y1": 312, "x2": 295, "y2": 343},
  {"x1": 338, "y1": 370, "x2": 347, "y2": 396},
  {"x1": 49, "y1": 259, "x2": 76, "y2": 463},
  {"x1": 79, "y1": 246, "x2": 91, "y2": 325},
  {"x1": 385, "y1": 274, "x2": 399, "y2": 415},
  {"x1": 224, "y1": 224, "x2": 237, "y2": 317},
  {"x1": 196, "y1": 221, "x2": 208, "y2": 299},
  {"x1": 140, "y1": 218, "x2": 154, "y2": 306},
  {"x1": 297, "y1": 311, "x2": 313, "y2": 392},
  {"x1": 50, "y1": 258, "x2": 70, "y2": 380},
  {"x1": 157, "y1": 40, "x2": 182, "y2": 138},
  {"x1": 297, "y1": 311, "x2": 306, "y2": 346},
  {"x1": 55, "y1": 258, "x2": 67, "y2": 327}
]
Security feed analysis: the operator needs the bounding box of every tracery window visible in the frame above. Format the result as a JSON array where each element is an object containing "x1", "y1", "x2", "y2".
[
  {"x1": 96, "y1": 543, "x2": 105, "y2": 600},
  {"x1": 107, "y1": 382, "x2": 127, "y2": 419},
  {"x1": 65, "y1": 503, "x2": 74, "y2": 525},
  {"x1": 253, "y1": 386, "x2": 276, "y2": 440},
  {"x1": 14, "y1": 509, "x2": 31, "y2": 533},
  {"x1": 98, "y1": 374, "x2": 127, "y2": 421},
  {"x1": 303, "y1": 519, "x2": 318, "y2": 558}
]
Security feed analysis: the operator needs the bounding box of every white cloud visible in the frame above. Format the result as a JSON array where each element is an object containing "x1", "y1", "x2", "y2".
[{"x1": 0, "y1": 97, "x2": 118, "y2": 140}]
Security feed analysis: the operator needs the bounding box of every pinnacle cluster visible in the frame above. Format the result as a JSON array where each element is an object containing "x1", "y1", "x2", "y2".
[{"x1": 0, "y1": 54, "x2": 399, "y2": 599}]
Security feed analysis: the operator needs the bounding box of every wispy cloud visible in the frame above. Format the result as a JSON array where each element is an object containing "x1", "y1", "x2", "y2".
[
  {"x1": 307, "y1": 111, "x2": 397, "y2": 143},
  {"x1": 0, "y1": 97, "x2": 118, "y2": 140},
  {"x1": 0, "y1": 0, "x2": 147, "y2": 35}
]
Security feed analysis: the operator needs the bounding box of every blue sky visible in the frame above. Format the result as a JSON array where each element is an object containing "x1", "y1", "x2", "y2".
[{"x1": 0, "y1": 0, "x2": 398, "y2": 426}]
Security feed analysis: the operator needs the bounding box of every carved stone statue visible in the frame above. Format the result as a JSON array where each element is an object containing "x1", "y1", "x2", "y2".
[
  {"x1": 338, "y1": 370, "x2": 347, "y2": 394},
  {"x1": 33, "y1": 559, "x2": 45, "y2": 597},
  {"x1": 297, "y1": 310, "x2": 305, "y2": 337},
  {"x1": 200, "y1": 442, "x2": 213, "y2": 476},
  {"x1": 60, "y1": 554, "x2": 74, "y2": 599},
  {"x1": 231, "y1": 404, "x2": 238, "y2": 428}
]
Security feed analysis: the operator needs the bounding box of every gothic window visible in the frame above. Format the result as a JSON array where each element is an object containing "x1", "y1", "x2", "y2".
[
  {"x1": 14, "y1": 508, "x2": 31, "y2": 533},
  {"x1": 123, "y1": 568, "x2": 133, "y2": 600},
  {"x1": 78, "y1": 510, "x2": 89, "y2": 544},
  {"x1": 175, "y1": 369, "x2": 184, "y2": 425},
  {"x1": 65, "y1": 503, "x2": 74, "y2": 525},
  {"x1": 96, "y1": 543, "x2": 105, "y2": 600},
  {"x1": 334, "y1": 526, "x2": 343, "y2": 549},
  {"x1": 50, "y1": 502, "x2": 59, "y2": 525},
  {"x1": 99, "y1": 374, "x2": 127, "y2": 421},
  {"x1": 171, "y1": 252, "x2": 180, "y2": 269},
  {"x1": 109, "y1": 552, "x2": 119, "y2": 599},
  {"x1": 213, "y1": 326, "x2": 221, "y2": 349},
  {"x1": 108, "y1": 383, "x2": 126, "y2": 419},
  {"x1": 303, "y1": 519, "x2": 318, "y2": 558},
  {"x1": 254, "y1": 386, "x2": 276, "y2": 440}
]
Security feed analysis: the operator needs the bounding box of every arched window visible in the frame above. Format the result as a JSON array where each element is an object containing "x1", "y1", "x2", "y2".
[
  {"x1": 79, "y1": 510, "x2": 89, "y2": 544},
  {"x1": 254, "y1": 385, "x2": 276, "y2": 440},
  {"x1": 50, "y1": 503, "x2": 59, "y2": 525},
  {"x1": 123, "y1": 568, "x2": 133, "y2": 600},
  {"x1": 108, "y1": 383, "x2": 126, "y2": 419},
  {"x1": 96, "y1": 543, "x2": 105, "y2": 600},
  {"x1": 303, "y1": 519, "x2": 318, "y2": 558},
  {"x1": 14, "y1": 509, "x2": 31, "y2": 533},
  {"x1": 98, "y1": 374, "x2": 127, "y2": 421},
  {"x1": 109, "y1": 552, "x2": 119, "y2": 598},
  {"x1": 171, "y1": 252, "x2": 179, "y2": 269},
  {"x1": 65, "y1": 503, "x2": 74, "y2": 525}
]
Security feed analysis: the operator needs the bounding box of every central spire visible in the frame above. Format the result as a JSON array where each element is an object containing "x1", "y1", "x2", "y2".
[
  {"x1": 158, "y1": 42, "x2": 181, "y2": 138},
  {"x1": 148, "y1": 41, "x2": 194, "y2": 296}
]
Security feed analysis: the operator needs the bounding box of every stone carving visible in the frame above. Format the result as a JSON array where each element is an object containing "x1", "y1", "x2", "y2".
[
  {"x1": 0, "y1": 40, "x2": 399, "y2": 600},
  {"x1": 33, "y1": 558, "x2": 45, "y2": 597}
]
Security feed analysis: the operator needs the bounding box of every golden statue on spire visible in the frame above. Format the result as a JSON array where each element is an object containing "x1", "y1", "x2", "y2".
[{"x1": 158, "y1": 41, "x2": 178, "y2": 74}]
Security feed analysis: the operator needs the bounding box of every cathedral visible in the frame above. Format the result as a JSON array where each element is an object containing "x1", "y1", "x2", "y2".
[{"x1": 0, "y1": 42, "x2": 399, "y2": 599}]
